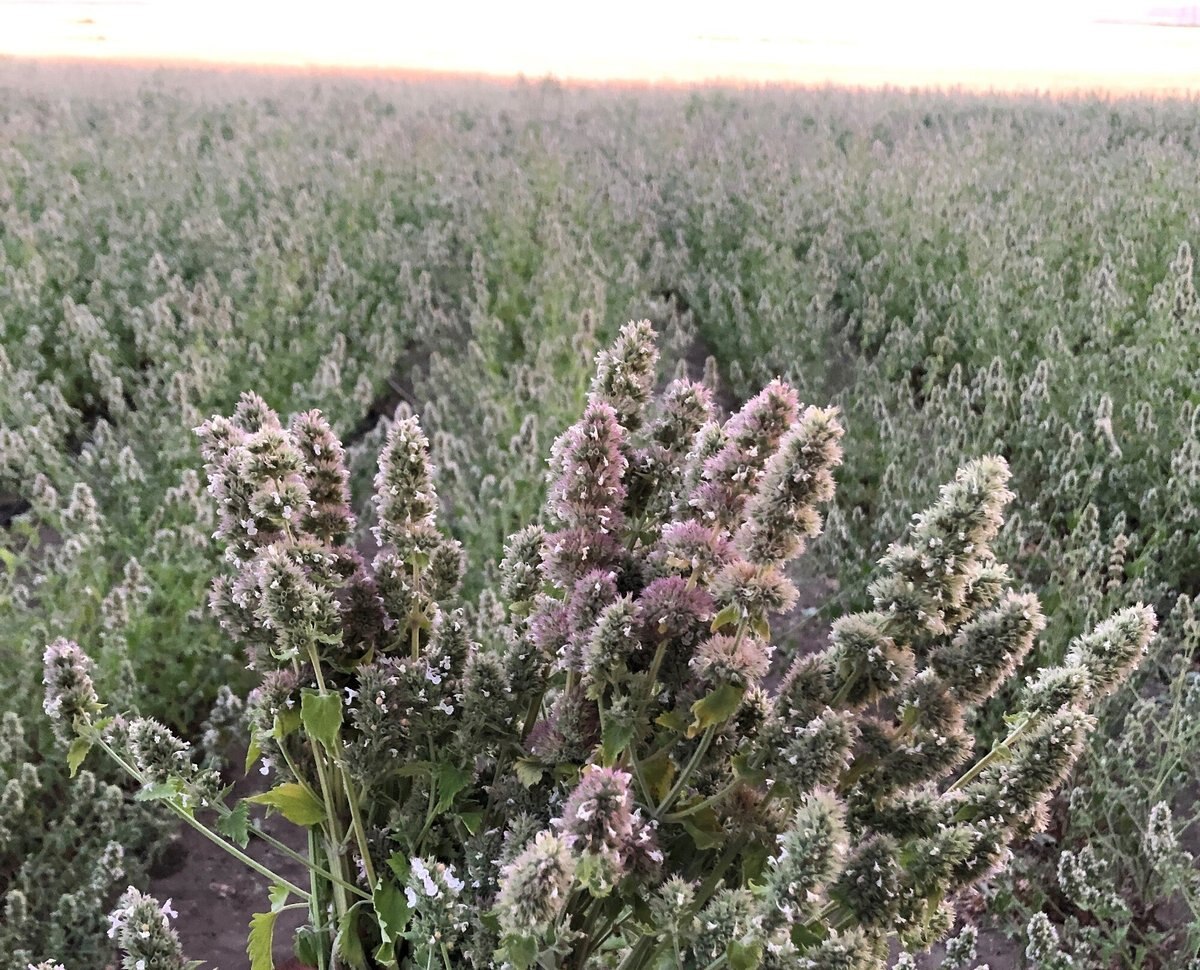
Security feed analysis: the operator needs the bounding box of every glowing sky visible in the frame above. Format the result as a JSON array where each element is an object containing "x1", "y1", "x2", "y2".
[{"x1": 4, "y1": 0, "x2": 1200, "y2": 91}]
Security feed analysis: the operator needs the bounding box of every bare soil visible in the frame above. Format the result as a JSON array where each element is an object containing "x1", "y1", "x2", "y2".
[{"x1": 148, "y1": 780, "x2": 310, "y2": 969}]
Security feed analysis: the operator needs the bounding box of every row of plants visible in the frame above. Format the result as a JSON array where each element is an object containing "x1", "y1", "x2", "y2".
[{"x1": 3, "y1": 64, "x2": 1199, "y2": 965}]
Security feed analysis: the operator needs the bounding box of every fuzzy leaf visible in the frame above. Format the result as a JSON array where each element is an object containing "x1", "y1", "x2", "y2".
[
  {"x1": 247, "y1": 782, "x2": 326, "y2": 826},
  {"x1": 67, "y1": 736, "x2": 92, "y2": 777},
  {"x1": 301, "y1": 690, "x2": 343, "y2": 750},
  {"x1": 387, "y1": 852, "x2": 410, "y2": 884},
  {"x1": 688, "y1": 683, "x2": 745, "y2": 737},
  {"x1": 655, "y1": 709, "x2": 690, "y2": 734},
  {"x1": 731, "y1": 753, "x2": 768, "y2": 786},
  {"x1": 680, "y1": 805, "x2": 724, "y2": 850},
  {"x1": 293, "y1": 927, "x2": 321, "y2": 968},
  {"x1": 218, "y1": 801, "x2": 251, "y2": 848}
]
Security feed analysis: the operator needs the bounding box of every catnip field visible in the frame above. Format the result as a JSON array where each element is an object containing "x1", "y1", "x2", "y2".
[{"x1": 3, "y1": 62, "x2": 1200, "y2": 970}]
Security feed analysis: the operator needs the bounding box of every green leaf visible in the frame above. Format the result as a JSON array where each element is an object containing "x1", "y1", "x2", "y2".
[
  {"x1": 386, "y1": 851, "x2": 411, "y2": 885},
  {"x1": 710, "y1": 603, "x2": 741, "y2": 632},
  {"x1": 640, "y1": 753, "x2": 676, "y2": 803},
  {"x1": 654, "y1": 709, "x2": 690, "y2": 734},
  {"x1": 269, "y1": 884, "x2": 290, "y2": 911},
  {"x1": 731, "y1": 753, "x2": 768, "y2": 786},
  {"x1": 432, "y1": 763, "x2": 472, "y2": 814},
  {"x1": 247, "y1": 782, "x2": 326, "y2": 826},
  {"x1": 272, "y1": 706, "x2": 302, "y2": 740},
  {"x1": 244, "y1": 732, "x2": 264, "y2": 776},
  {"x1": 218, "y1": 802, "x2": 251, "y2": 848},
  {"x1": 600, "y1": 714, "x2": 635, "y2": 767},
  {"x1": 293, "y1": 926, "x2": 321, "y2": 968},
  {"x1": 514, "y1": 756, "x2": 546, "y2": 787},
  {"x1": 458, "y1": 811, "x2": 484, "y2": 835},
  {"x1": 687, "y1": 683, "x2": 745, "y2": 737},
  {"x1": 750, "y1": 615, "x2": 771, "y2": 640},
  {"x1": 67, "y1": 736, "x2": 92, "y2": 777},
  {"x1": 248, "y1": 909, "x2": 279, "y2": 970},
  {"x1": 680, "y1": 805, "x2": 724, "y2": 850},
  {"x1": 727, "y1": 939, "x2": 763, "y2": 970},
  {"x1": 334, "y1": 902, "x2": 369, "y2": 970},
  {"x1": 503, "y1": 934, "x2": 538, "y2": 970},
  {"x1": 372, "y1": 880, "x2": 411, "y2": 965},
  {"x1": 301, "y1": 690, "x2": 343, "y2": 750}
]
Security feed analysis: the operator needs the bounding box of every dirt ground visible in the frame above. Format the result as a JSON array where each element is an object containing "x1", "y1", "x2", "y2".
[{"x1": 148, "y1": 787, "x2": 310, "y2": 968}]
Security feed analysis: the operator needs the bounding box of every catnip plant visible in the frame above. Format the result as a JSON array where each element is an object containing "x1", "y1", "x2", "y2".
[{"x1": 47, "y1": 322, "x2": 1155, "y2": 970}]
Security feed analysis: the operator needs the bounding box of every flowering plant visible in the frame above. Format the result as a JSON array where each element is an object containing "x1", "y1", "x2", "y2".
[{"x1": 47, "y1": 322, "x2": 1155, "y2": 970}]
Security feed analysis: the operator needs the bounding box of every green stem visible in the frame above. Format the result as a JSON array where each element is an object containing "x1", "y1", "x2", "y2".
[
  {"x1": 654, "y1": 725, "x2": 716, "y2": 820},
  {"x1": 96, "y1": 737, "x2": 312, "y2": 901},
  {"x1": 301, "y1": 648, "x2": 354, "y2": 922},
  {"x1": 308, "y1": 828, "x2": 329, "y2": 970},
  {"x1": 268, "y1": 741, "x2": 369, "y2": 899},
  {"x1": 947, "y1": 713, "x2": 1036, "y2": 794},
  {"x1": 664, "y1": 776, "x2": 740, "y2": 822}
]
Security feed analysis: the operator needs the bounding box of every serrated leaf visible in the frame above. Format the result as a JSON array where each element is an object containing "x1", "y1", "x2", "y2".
[
  {"x1": 247, "y1": 782, "x2": 326, "y2": 826},
  {"x1": 750, "y1": 615, "x2": 771, "y2": 640},
  {"x1": 248, "y1": 908, "x2": 279, "y2": 970},
  {"x1": 688, "y1": 683, "x2": 745, "y2": 737},
  {"x1": 334, "y1": 902, "x2": 369, "y2": 970},
  {"x1": 301, "y1": 690, "x2": 343, "y2": 750},
  {"x1": 710, "y1": 603, "x2": 741, "y2": 632},
  {"x1": 218, "y1": 801, "x2": 251, "y2": 848},
  {"x1": 731, "y1": 753, "x2": 768, "y2": 786},
  {"x1": 396, "y1": 760, "x2": 435, "y2": 779},
  {"x1": 293, "y1": 926, "x2": 321, "y2": 968},
  {"x1": 269, "y1": 884, "x2": 289, "y2": 911},
  {"x1": 386, "y1": 851, "x2": 411, "y2": 884},
  {"x1": 432, "y1": 763, "x2": 471, "y2": 814},
  {"x1": 67, "y1": 736, "x2": 92, "y2": 777},
  {"x1": 680, "y1": 804, "x2": 724, "y2": 850}
]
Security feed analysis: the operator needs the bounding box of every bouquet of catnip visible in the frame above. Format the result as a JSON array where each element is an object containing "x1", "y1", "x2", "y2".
[{"x1": 46, "y1": 321, "x2": 1155, "y2": 970}]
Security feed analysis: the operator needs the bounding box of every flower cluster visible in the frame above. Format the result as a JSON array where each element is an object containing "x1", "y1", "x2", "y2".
[{"x1": 45, "y1": 324, "x2": 1154, "y2": 970}]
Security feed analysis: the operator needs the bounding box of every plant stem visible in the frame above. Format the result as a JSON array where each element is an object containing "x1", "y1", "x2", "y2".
[
  {"x1": 653, "y1": 724, "x2": 716, "y2": 820},
  {"x1": 947, "y1": 712, "x2": 1036, "y2": 794},
  {"x1": 301, "y1": 647, "x2": 355, "y2": 922},
  {"x1": 95, "y1": 736, "x2": 313, "y2": 900},
  {"x1": 663, "y1": 776, "x2": 739, "y2": 822},
  {"x1": 308, "y1": 828, "x2": 329, "y2": 970}
]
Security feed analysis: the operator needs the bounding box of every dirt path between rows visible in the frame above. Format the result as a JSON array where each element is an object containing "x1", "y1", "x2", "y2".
[{"x1": 149, "y1": 784, "x2": 309, "y2": 968}]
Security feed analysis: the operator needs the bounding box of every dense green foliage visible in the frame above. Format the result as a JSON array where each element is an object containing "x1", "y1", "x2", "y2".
[{"x1": 3, "y1": 62, "x2": 1200, "y2": 966}]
